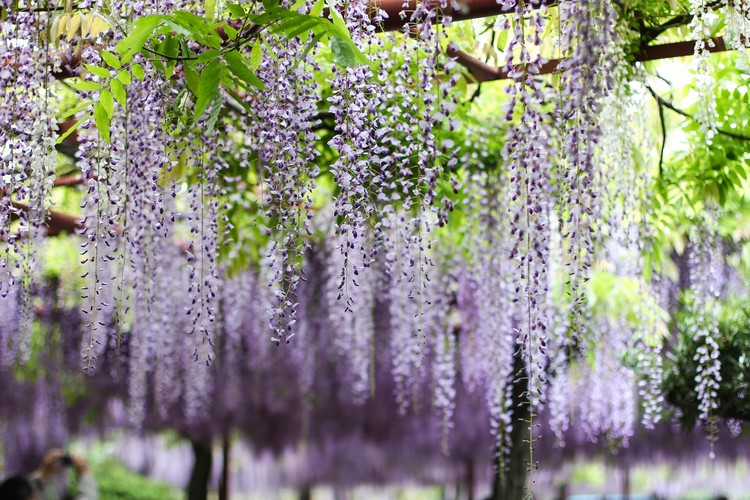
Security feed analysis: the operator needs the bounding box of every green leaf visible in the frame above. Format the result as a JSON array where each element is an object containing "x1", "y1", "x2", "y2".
[
  {"x1": 93, "y1": 102, "x2": 111, "y2": 143},
  {"x1": 272, "y1": 12, "x2": 322, "y2": 36},
  {"x1": 197, "y1": 48, "x2": 222, "y2": 64},
  {"x1": 226, "y1": 3, "x2": 246, "y2": 17},
  {"x1": 330, "y1": 35, "x2": 355, "y2": 67},
  {"x1": 56, "y1": 114, "x2": 88, "y2": 144},
  {"x1": 159, "y1": 34, "x2": 179, "y2": 58},
  {"x1": 247, "y1": 7, "x2": 299, "y2": 27},
  {"x1": 100, "y1": 50, "x2": 121, "y2": 69},
  {"x1": 169, "y1": 10, "x2": 208, "y2": 32},
  {"x1": 157, "y1": 35, "x2": 179, "y2": 80},
  {"x1": 250, "y1": 40, "x2": 263, "y2": 71},
  {"x1": 310, "y1": 0, "x2": 325, "y2": 17},
  {"x1": 728, "y1": 170, "x2": 742, "y2": 188},
  {"x1": 223, "y1": 24, "x2": 237, "y2": 40},
  {"x1": 110, "y1": 79, "x2": 127, "y2": 108},
  {"x1": 115, "y1": 14, "x2": 164, "y2": 63},
  {"x1": 116, "y1": 69, "x2": 132, "y2": 86},
  {"x1": 183, "y1": 62, "x2": 200, "y2": 94},
  {"x1": 223, "y1": 50, "x2": 266, "y2": 91},
  {"x1": 60, "y1": 100, "x2": 93, "y2": 119},
  {"x1": 281, "y1": 18, "x2": 320, "y2": 39},
  {"x1": 262, "y1": 0, "x2": 281, "y2": 12},
  {"x1": 164, "y1": 35, "x2": 180, "y2": 57},
  {"x1": 734, "y1": 162, "x2": 747, "y2": 180},
  {"x1": 324, "y1": 1, "x2": 350, "y2": 37},
  {"x1": 130, "y1": 63, "x2": 145, "y2": 80},
  {"x1": 205, "y1": 94, "x2": 223, "y2": 134},
  {"x1": 68, "y1": 80, "x2": 103, "y2": 92},
  {"x1": 195, "y1": 59, "x2": 223, "y2": 119},
  {"x1": 99, "y1": 89, "x2": 115, "y2": 118},
  {"x1": 86, "y1": 64, "x2": 111, "y2": 79},
  {"x1": 205, "y1": 0, "x2": 216, "y2": 21},
  {"x1": 168, "y1": 11, "x2": 222, "y2": 49}
]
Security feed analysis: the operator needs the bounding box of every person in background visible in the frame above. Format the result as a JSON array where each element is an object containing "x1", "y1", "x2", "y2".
[
  {"x1": 0, "y1": 475, "x2": 37, "y2": 500},
  {"x1": 0, "y1": 449, "x2": 98, "y2": 500}
]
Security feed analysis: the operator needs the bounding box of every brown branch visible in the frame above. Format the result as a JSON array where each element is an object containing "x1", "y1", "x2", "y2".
[
  {"x1": 10, "y1": 201, "x2": 84, "y2": 237},
  {"x1": 446, "y1": 45, "x2": 561, "y2": 82},
  {"x1": 638, "y1": 37, "x2": 732, "y2": 61},
  {"x1": 376, "y1": 0, "x2": 553, "y2": 32},
  {"x1": 54, "y1": 51, "x2": 83, "y2": 79},
  {"x1": 646, "y1": 85, "x2": 750, "y2": 143},
  {"x1": 638, "y1": 0, "x2": 724, "y2": 46},
  {"x1": 448, "y1": 37, "x2": 739, "y2": 83},
  {"x1": 654, "y1": 88, "x2": 668, "y2": 176},
  {"x1": 11, "y1": 201, "x2": 194, "y2": 261},
  {"x1": 54, "y1": 173, "x2": 87, "y2": 187}
]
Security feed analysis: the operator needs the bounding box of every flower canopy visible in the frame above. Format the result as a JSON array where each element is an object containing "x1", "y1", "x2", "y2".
[{"x1": 1, "y1": 0, "x2": 750, "y2": 496}]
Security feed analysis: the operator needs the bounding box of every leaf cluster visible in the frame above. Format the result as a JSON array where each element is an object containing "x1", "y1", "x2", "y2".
[
  {"x1": 90, "y1": 459, "x2": 181, "y2": 500},
  {"x1": 647, "y1": 56, "x2": 750, "y2": 272},
  {"x1": 664, "y1": 295, "x2": 750, "y2": 429},
  {"x1": 62, "y1": 0, "x2": 367, "y2": 144}
]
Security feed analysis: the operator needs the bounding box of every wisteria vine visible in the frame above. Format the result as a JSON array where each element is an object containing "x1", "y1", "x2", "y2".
[{"x1": 0, "y1": 0, "x2": 748, "y2": 485}]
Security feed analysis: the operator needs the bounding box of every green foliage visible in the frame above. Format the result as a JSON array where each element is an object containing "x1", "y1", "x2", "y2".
[
  {"x1": 646, "y1": 54, "x2": 750, "y2": 276},
  {"x1": 56, "y1": 1, "x2": 366, "y2": 145},
  {"x1": 330, "y1": 35, "x2": 356, "y2": 67},
  {"x1": 194, "y1": 59, "x2": 223, "y2": 119},
  {"x1": 664, "y1": 295, "x2": 750, "y2": 428},
  {"x1": 56, "y1": 113, "x2": 88, "y2": 145},
  {"x1": 93, "y1": 101, "x2": 111, "y2": 143},
  {"x1": 90, "y1": 459, "x2": 181, "y2": 500},
  {"x1": 587, "y1": 271, "x2": 669, "y2": 344},
  {"x1": 110, "y1": 79, "x2": 127, "y2": 107},
  {"x1": 130, "y1": 63, "x2": 145, "y2": 80},
  {"x1": 120, "y1": 3, "x2": 361, "y2": 116},
  {"x1": 116, "y1": 15, "x2": 164, "y2": 63},
  {"x1": 223, "y1": 49, "x2": 266, "y2": 92}
]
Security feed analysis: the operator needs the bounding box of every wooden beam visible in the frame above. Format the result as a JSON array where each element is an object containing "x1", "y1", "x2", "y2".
[
  {"x1": 638, "y1": 36, "x2": 730, "y2": 61},
  {"x1": 376, "y1": 0, "x2": 550, "y2": 32},
  {"x1": 10, "y1": 201, "x2": 84, "y2": 237},
  {"x1": 448, "y1": 37, "x2": 738, "y2": 83}
]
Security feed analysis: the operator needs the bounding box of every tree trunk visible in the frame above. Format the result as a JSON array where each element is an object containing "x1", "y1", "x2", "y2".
[
  {"x1": 299, "y1": 484, "x2": 312, "y2": 500},
  {"x1": 187, "y1": 438, "x2": 213, "y2": 500},
  {"x1": 489, "y1": 350, "x2": 530, "y2": 500},
  {"x1": 219, "y1": 432, "x2": 231, "y2": 500},
  {"x1": 466, "y1": 457, "x2": 475, "y2": 500},
  {"x1": 333, "y1": 487, "x2": 348, "y2": 500}
]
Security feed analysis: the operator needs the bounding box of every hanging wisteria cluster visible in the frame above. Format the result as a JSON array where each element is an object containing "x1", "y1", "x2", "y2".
[
  {"x1": 0, "y1": 1, "x2": 59, "y2": 362},
  {"x1": 2, "y1": 0, "x2": 750, "y2": 487},
  {"x1": 686, "y1": 217, "x2": 725, "y2": 454}
]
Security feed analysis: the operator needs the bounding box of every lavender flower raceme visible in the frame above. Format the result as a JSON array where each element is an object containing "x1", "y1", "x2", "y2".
[{"x1": 688, "y1": 219, "x2": 724, "y2": 456}]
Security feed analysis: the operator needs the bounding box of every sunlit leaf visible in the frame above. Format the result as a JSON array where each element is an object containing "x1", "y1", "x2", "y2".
[
  {"x1": 115, "y1": 15, "x2": 164, "y2": 63},
  {"x1": 195, "y1": 59, "x2": 223, "y2": 119},
  {"x1": 224, "y1": 50, "x2": 266, "y2": 91},
  {"x1": 93, "y1": 102, "x2": 111, "y2": 143},
  {"x1": 100, "y1": 50, "x2": 122, "y2": 69},
  {"x1": 110, "y1": 79, "x2": 127, "y2": 108}
]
